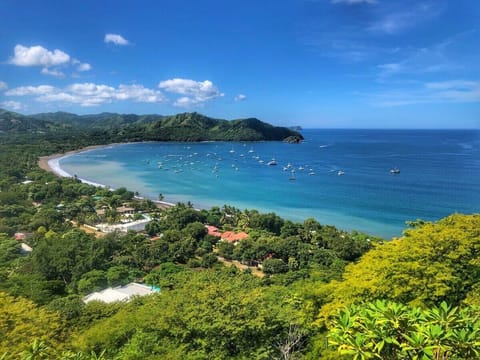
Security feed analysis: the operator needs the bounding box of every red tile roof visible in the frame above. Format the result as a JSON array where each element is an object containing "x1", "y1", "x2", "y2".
[
  {"x1": 206, "y1": 225, "x2": 222, "y2": 237},
  {"x1": 221, "y1": 231, "x2": 249, "y2": 243}
]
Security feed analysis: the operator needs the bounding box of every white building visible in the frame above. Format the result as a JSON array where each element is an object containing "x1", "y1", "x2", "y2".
[
  {"x1": 96, "y1": 216, "x2": 151, "y2": 233},
  {"x1": 83, "y1": 282, "x2": 159, "y2": 304}
]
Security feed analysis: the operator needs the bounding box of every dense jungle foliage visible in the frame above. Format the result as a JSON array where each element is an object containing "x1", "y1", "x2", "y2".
[
  {"x1": 0, "y1": 109, "x2": 303, "y2": 142},
  {"x1": 0, "y1": 110, "x2": 478, "y2": 359}
]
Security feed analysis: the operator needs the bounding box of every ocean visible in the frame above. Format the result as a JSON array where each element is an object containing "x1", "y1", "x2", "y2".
[{"x1": 59, "y1": 129, "x2": 480, "y2": 239}]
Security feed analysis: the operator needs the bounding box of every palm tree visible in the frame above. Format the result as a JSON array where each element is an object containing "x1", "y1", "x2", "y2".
[{"x1": 21, "y1": 339, "x2": 50, "y2": 360}]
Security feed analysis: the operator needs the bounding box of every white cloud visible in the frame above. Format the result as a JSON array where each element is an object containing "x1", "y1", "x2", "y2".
[
  {"x1": 116, "y1": 84, "x2": 166, "y2": 103},
  {"x1": 41, "y1": 67, "x2": 65, "y2": 78},
  {"x1": 368, "y1": 2, "x2": 442, "y2": 35},
  {"x1": 104, "y1": 33, "x2": 130, "y2": 46},
  {"x1": 8, "y1": 45, "x2": 93, "y2": 78},
  {"x1": 425, "y1": 80, "x2": 478, "y2": 91},
  {"x1": 6, "y1": 82, "x2": 166, "y2": 107},
  {"x1": 369, "y1": 80, "x2": 480, "y2": 106},
  {"x1": 158, "y1": 78, "x2": 224, "y2": 107},
  {"x1": 0, "y1": 81, "x2": 7, "y2": 90},
  {"x1": 9, "y1": 44, "x2": 70, "y2": 67},
  {"x1": 77, "y1": 63, "x2": 92, "y2": 72},
  {"x1": 6, "y1": 85, "x2": 57, "y2": 96},
  {"x1": 173, "y1": 96, "x2": 197, "y2": 107},
  {"x1": 234, "y1": 94, "x2": 246, "y2": 101},
  {"x1": 1, "y1": 100, "x2": 23, "y2": 111}
]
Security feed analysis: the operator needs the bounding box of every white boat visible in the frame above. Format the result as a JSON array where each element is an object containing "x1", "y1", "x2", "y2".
[
  {"x1": 289, "y1": 170, "x2": 296, "y2": 181},
  {"x1": 267, "y1": 159, "x2": 277, "y2": 166},
  {"x1": 390, "y1": 167, "x2": 400, "y2": 174},
  {"x1": 337, "y1": 170, "x2": 345, "y2": 176}
]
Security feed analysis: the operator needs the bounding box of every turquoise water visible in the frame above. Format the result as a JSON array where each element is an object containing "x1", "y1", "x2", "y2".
[{"x1": 60, "y1": 129, "x2": 480, "y2": 238}]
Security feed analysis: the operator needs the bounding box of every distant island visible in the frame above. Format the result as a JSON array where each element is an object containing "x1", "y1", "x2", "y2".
[{"x1": 0, "y1": 109, "x2": 303, "y2": 143}]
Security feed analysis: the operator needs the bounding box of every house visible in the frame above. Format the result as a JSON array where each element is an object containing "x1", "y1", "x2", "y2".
[
  {"x1": 20, "y1": 243, "x2": 33, "y2": 254},
  {"x1": 206, "y1": 225, "x2": 222, "y2": 237},
  {"x1": 14, "y1": 232, "x2": 33, "y2": 241},
  {"x1": 221, "y1": 231, "x2": 249, "y2": 245},
  {"x1": 117, "y1": 206, "x2": 135, "y2": 215},
  {"x1": 83, "y1": 282, "x2": 159, "y2": 304},
  {"x1": 96, "y1": 216, "x2": 151, "y2": 233},
  {"x1": 14, "y1": 232, "x2": 27, "y2": 241}
]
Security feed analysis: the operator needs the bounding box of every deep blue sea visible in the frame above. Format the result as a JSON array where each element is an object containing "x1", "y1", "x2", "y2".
[{"x1": 60, "y1": 129, "x2": 480, "y2": 238}]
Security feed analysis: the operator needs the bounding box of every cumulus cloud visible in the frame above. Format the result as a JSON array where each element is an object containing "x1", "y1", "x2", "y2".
[
  {"x1": 76, "y1": 63, "x2": 92, "y2": 72},
  {"x1": 41, "y1": 67, "x2": 65, "y2": 78},
  {"x1": 158, "y1": 78, "x2": 224, "y2": 107},
  {"x1": 9, "y1": 44, "x2": 70, "y2": 67},
  {"x1": 0, "y1": 81, "x2": 7, "y2": 91},
  {"x1": 6, "y1": 82, "x2": 166, "y2": 107},
  {"x1": 6, "y1": 85, "x2": 57, "y2": 96},
  {"x1": 234, "y1": 94, "x2": 247, "y2": 101},
  {"x1": 8, "y1": 44, "x2": 92, "y2": 78},
  {"x1": 1, "y1": 100, "x2": 23, "y2": 111},
  {"x1": 104, "y1": 33, "x2": 130, "y2": 46}
]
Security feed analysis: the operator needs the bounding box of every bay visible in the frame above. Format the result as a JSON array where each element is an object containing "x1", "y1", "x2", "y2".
[{"x1": 59, "y1": 129, "x2": 480, "y2": 238}]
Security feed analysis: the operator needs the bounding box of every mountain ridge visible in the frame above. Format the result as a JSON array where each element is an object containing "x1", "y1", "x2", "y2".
[{"x1": 0, "y1": 109, "x2": 303, "y2": 142}]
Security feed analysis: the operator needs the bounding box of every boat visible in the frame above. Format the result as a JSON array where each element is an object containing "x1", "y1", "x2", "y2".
[
  {"x1": 267, "y1": 159, "x2": 277, "y2": 166},
  {"x1": 289, "y1": 170, "x2": 296, "y2": 181},
  {"x1": 337, "y1": 170, "x2": 345, "y2": 176},
  {"x1": 390, "y1": 167, "x2": 400, "y2": 174}
]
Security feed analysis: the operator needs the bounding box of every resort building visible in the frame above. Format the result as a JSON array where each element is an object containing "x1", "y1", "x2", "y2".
[
  {"x1": 96, "y1": 216, "x2": 151, "y2": 233},
  {"x1": 83, "y1": 282, "x2": 159, "y2": 304}
]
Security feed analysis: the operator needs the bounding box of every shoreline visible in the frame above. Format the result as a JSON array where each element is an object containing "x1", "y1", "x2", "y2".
[{"x1": 38, "y1": 143, "x2": 176, "y2": 209}]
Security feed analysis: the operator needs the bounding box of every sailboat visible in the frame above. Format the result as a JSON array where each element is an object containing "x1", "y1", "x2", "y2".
[{"x1": 289, "y1": 170, "x2": 296, "y2": 181}]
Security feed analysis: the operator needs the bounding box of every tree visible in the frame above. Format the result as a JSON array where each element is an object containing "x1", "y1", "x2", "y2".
[
  {"x1": 0, "y1": 292, "x2": 62, "y2": 357},
  {"x1": 74, "y1": 270, "x2": 293, "y2": 359},
  {"x1": 0, "y1": 233, "x2": 21, "y2": 267},
  {"x1": 77, "y1": 270, "x2": 108, "y2": 294},
  {"x1": 263, "y1": 258, "x2": 288, "y2": 275},
  {"x1": 328, "y1": 300, "x2": 480, "y2": 360},
  {"x1": 318, "y1": 214, "x2": 480, "y2": 322}
]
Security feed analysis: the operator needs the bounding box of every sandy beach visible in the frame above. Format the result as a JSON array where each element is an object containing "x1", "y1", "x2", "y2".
[
  {"x1": 38, "y1": 144, "x2": 175, "y2": 209},
  {"x1": 38, "y1": 144, "x2": 109, "y2": 176}
]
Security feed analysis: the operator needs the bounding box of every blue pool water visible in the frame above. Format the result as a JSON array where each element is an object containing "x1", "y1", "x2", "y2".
[{"x1": 59, "y1": 129, "x2": 480, "y2": 238}]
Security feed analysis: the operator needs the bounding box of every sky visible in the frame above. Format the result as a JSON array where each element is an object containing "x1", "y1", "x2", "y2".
[{"x1": 0, "y1": 0, "x2": 479, "y2": 128}]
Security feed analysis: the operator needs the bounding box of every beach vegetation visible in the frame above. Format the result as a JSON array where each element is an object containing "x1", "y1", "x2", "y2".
[{"x1": 0, "y1": 110, "x2": 478, "y2": 358}]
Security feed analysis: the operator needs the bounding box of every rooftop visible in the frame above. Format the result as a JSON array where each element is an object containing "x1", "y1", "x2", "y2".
[{"x1": 83, "y1": 282, "x2": 159, "y2": 304}]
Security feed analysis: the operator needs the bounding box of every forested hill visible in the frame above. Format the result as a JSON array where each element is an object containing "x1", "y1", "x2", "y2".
[{"x1": 0, "y1": 109, "x2": 303, "y2": 142}]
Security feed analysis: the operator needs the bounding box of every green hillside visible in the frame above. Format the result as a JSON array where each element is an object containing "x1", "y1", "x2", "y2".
[{"x1": 0, "y1": 109, "x2": 303, "y2": 142}]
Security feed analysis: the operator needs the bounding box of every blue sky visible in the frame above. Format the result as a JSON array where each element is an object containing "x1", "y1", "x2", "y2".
[{"x1": 0, "y1": 0, "x2": 478, "y2": 128}]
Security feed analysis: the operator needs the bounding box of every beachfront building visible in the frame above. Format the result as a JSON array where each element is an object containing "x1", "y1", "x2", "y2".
[
  {"x1": 83, "y1": 282, "x2": 159, "y2": 304},
  {"x1": 96, "y1": 215, "x2": 151, "y2": 233}
]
